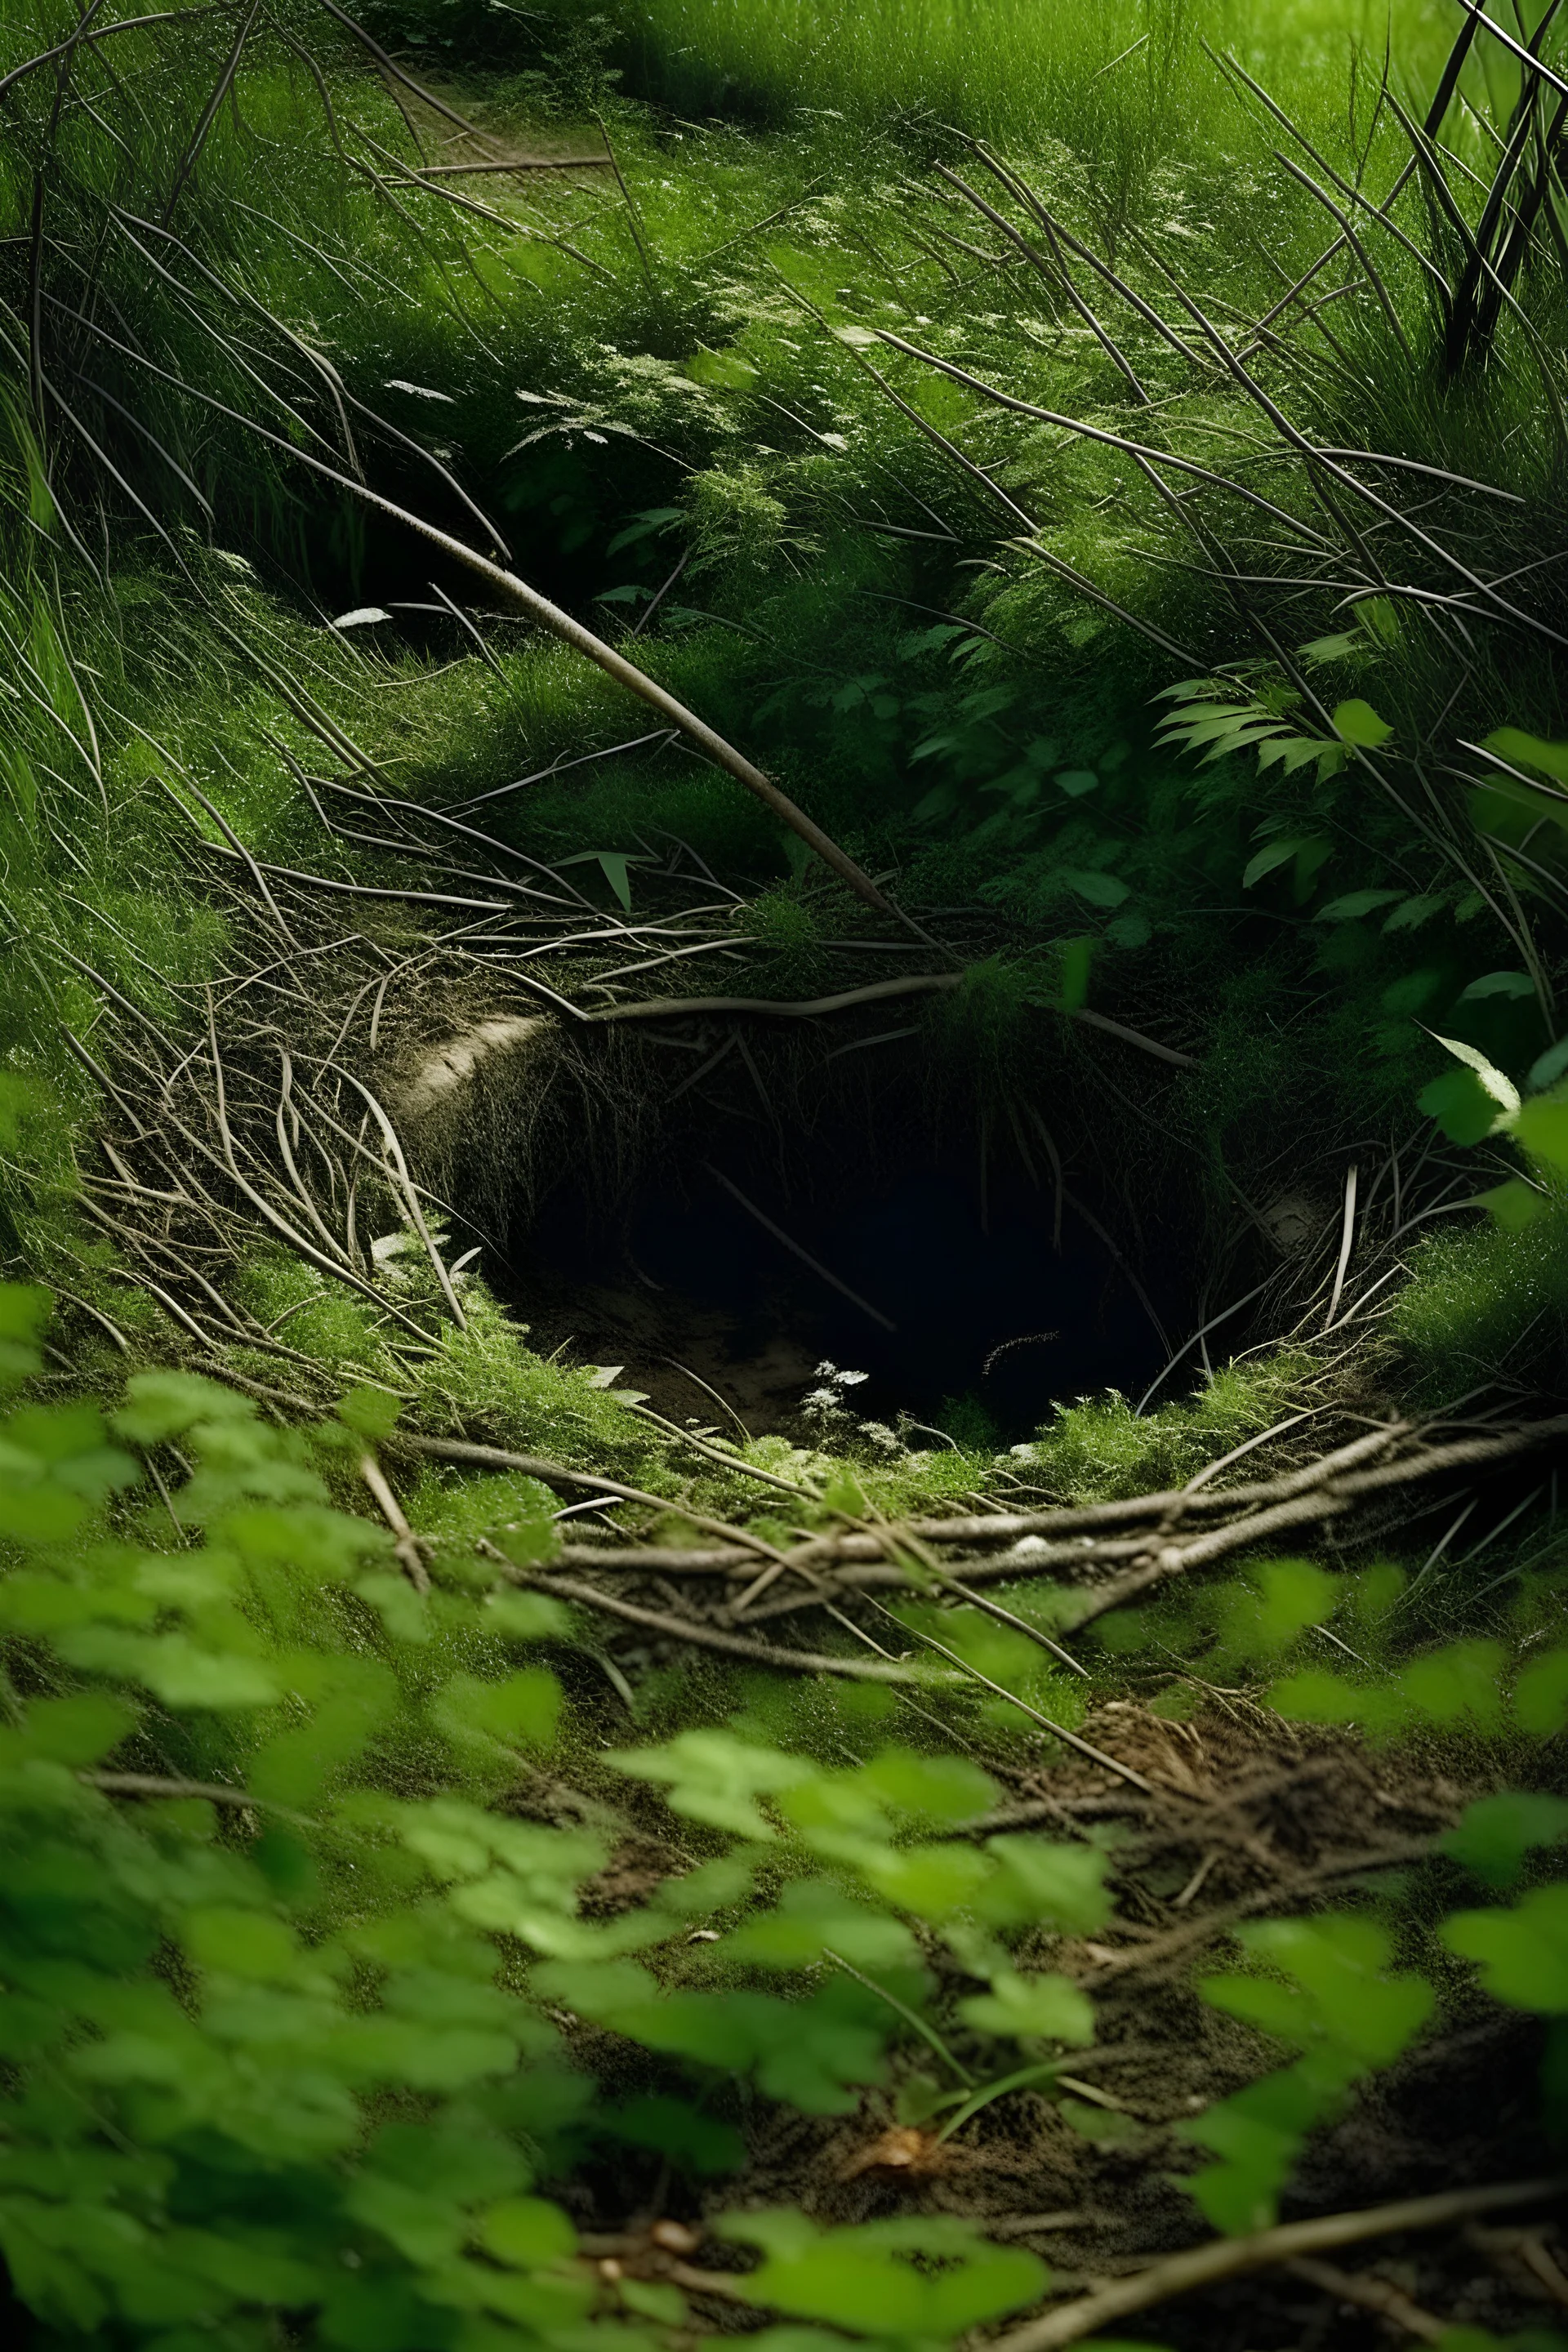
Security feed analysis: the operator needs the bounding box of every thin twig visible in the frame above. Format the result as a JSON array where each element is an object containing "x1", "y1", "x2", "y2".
[{"x1": 987, "y1": 2180, "x2": 1566, "y2": 2352}]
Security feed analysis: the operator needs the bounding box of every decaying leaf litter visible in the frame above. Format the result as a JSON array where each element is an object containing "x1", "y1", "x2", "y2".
[{"x1": 4, "y1": 2, "x2": 1568, "y2": 2350}]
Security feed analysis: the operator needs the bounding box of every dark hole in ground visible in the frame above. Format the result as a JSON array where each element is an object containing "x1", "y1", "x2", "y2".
[{"x1": 502, "y1": 1125, "x2": 1190, "y2": 1444}]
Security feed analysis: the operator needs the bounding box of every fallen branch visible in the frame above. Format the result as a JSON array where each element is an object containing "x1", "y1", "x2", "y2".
[
  {"x1": 510, "y1": 1570, "x2": 965, "y2": 1686},
  {"x1": 103, "y1": 356, "x2": 898, "y2": 917},
  {"x1": 395, "y1": 1432, "x2": 782, "y2": 1558},
  {"x1": 359, "y1": 1451, "x2": 430, "y2": 1592},
  {"x1": 986, "y1": 2180, "x2": 1566, "y2": 2352},
  {"x1": 1079, "y1": 1838, "x2": 1439, "y2": 1980},
  {"x1": 1285, "y1": 2254, "x2": 1445, "y2": 2342},
  {"x1": 586, "y1": 973, "x2": 1196, "y2": 1068}
]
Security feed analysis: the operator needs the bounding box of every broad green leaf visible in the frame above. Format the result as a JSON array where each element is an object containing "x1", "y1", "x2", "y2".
[
  {"x1": 1419, "y1": 1066, "x2": 1508, "y2": 1146},
  {"x1": 1485, "y1": 727, "x2": 1568, "y2": 785},
  {"x1": 336, "y1": 1386, "x2": 403, "y2": 1441},
  {"x1": 184, "y1": 1909, "x2": 303, "y2": 1983},
  {"x1": 1218, "y1": 1560, "x2": 1338, "y2": 1659},
  {"x1": 609, "y1": 1731, "x2": 816, "y2": 1838},
  {"x1": 1179, "y1": 2050, "x2": 1356, "y2": 2233},
  {"x1": 56, "y1": 1630, "x2": 281, "y2": 1710},
  {"x1": 112, "y1": 1371, "x2": 256, "y2": 1446},
  {"x1": 717, "y1": 2212, "x2": 1045, "y2": 2336},
  {"x1": 1517, "y1": 1648, "x2": 1568, "y2": 1736},
  {"x1": 1243, "y1": 836, "x2": 1310, "y2": 888},
  {"x1": 723, "y1": 1880, "x2": 919, "y2": 1972},
  {"x1": 1527, "y1": 1036, "x2": 1568, "y2": 1092},
  {"x1": 1514, "y1": 1094, "x2": 1568, "y2": 1174},
  {"x1": 1442, "y1": 1886, "x2": 1568, "y2": 2012},
  {"x1": 343, "y1": 2173, "x2": 466, "y2": 2268},
  {"x1": 852, "y1": 1747, "x2": 996, "y2": 1824},
  {"x1": 485, "y1": 1589, "x2": 570, "y2": 1640},
  {"x1": 1460, "y1": 971, "x2": 1537, "y2": 1001},
  {"x1": 18, "y1": 1694, "x2": 138, "y2": 1766},
  {"x1": 977, "y1": 1837, "x2": 1111, "y2": 1932},
  {"x1": 1472, "y1": 1179, "x2": 1548, "y2": 1231},
  {"x1": 605, "y1": 2092, "x2": 746, "y2": 2175},
  {"x1": 958, "y1": 1968, "x2": 1094, "y2": 2042},
  {"x1": 477, "y1": 2196, "x2": 578, "y2": 2269},
  {"x1": 1396, "y1": 1640, "x2": 1507, "y2": 1731},
  {"x1": 1443, "y1": 1793, "x2": 1568, "y2": 1888},
  {"x1": 1426, "y1": 1031, "x2": 1521, "y2": 1115},
  {"x1": 354, "y1": 1570, "x2": 430, "y2": 1645},
  {"x1": 1058, "y1": 866, "x2": 1129, "y2": 908},
  {"x1": 1332, "y1": 697, "x2": 1392, "y2": 748},
  {"x1": 1318, "y1": 889, "x2": 1401, "y2": 921}
]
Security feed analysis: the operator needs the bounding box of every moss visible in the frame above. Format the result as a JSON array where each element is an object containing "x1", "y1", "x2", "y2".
[
  {"x1": 1392, "y1": 1209, "x2": 1568, "y2": 1400},
  {"x1": 1015, "y1": 1357, "x2": 1315, "y2": 1503}
]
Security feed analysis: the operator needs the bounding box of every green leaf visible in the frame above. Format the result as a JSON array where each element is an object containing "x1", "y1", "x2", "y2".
[
  {"x1": 1460, "y1": 971, "x2": 1538, "y2": 1001},
  {"x1": 485, "y1": 1589, "x2": 570, "y2": 1641},
  {"x1": 852, "y1": 1746, "x2": 996, "y2": 1825},
  {"x1": 1242, "y1": 837, "x2": 1304, "y2": 888},
  {"x1": 1472, "y1": 1179, "x2": 1548, "y2": 1232},
  {"x1": 0, "y1": 1283, "x2": 49, "y2": 1388},
  {"x1": 354, "y1": 1570, "x2": 430, "y2": 1645},
  {"x1": 1396, "y1": 1640, "x2": 1506, "y2": 1731},
  {"x1": 1484, "y1": 727, "x2": 1568, "y2": 785},
  {"x1": 1180, "y1": 2050, "x2": 1356, "y2": 2233},
  {"x1": 1514, "y1": 1094, "x2": 1568, "y2": 1174},
  {"x1": 476, "y1": 2196, "x2": 578, "y2": 2269},
  {"x1": 717, "y1": 2212, "x2": 1046, "y2": 2336},
  {"x1": 436, "y1": 1668, "x2": 561, "y2": 1750},
  {"x1": 56, "y1": 1630, "x2": 282, "y2": 1710},
  {"x1": 1442, "y1": 1793, "x2": 1568, "y2": 1888},
  {"x1": 957, "y1": 1968, "x2": 1094, "y2": 2042},
  {"x1": 604, "y1": 2093, "x2": 746, "y2": 2175},
  {"x1": 723, "y1": 1881, "x2": 919, "y2": 1972},
  {"x1": 1527, "y1": 1037, "x2": 1568, "y2": 1092},
  {"x1": 184, "y1": 1908, "x2": 303, "y2": 1982},
  {"x1": 1218, "y1": 1560, "x2": 1338, "y2": 1660},
  {"x1": 1332, "y1": 697, "x2": 1393, "y2": 748},
  {"x1": 553, "y1": 849, "x2": 644, "y2": 911},
  {"x1": 608, "y1": 1731, "x2": 815, "y2": 1839},
  {"x1": 1419, "y1": 1066, "x2": 1508, "y2": 1147},
  {"x1": 1241, "y1": 1917, "x2": 1434, "y2": 2064},
  {"x1": 1318, "y1": 889, "x2": 1401, "y2": 921},
  {"x1": 1517, "y1": 1648, "x2": 1568, "y2": 1736},
  {"x1": 1058, "y1": 867, "x2": 1129, "y2": 908},
  {"x1": 111, "y1": 1370, "x2": 256, "y2": 1446},
  {"x1": 1426, "y1": 1031, "x2": 1521, "y2": 1116},
  {"x1": 18, "y1": 1694, "x2": 138, "y2": 1766},
  {"x1": 1442, "y1": 1886, "x2": 1568, "y2": 2012},
  {"x1": 977, "y1": 1837, "x2": 1111, "y2": 1933}
]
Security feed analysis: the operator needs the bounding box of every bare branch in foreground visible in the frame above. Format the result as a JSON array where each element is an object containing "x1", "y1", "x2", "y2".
[{"x1": 986, "y1": 2180, "x2": 1566, "y2": 2352}]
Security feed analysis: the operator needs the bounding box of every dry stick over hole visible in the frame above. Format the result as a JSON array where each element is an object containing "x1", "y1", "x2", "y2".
[
  {"x1": 108, "y1": 354, "x2": 898, "y2": 920},
  {"x1": 985, "y1": 2180, "x2": 1567, "y2": 2352},
  {"x1": 586, "y1": 973, "x2": 1196, "y2": 1068},
  {"x1": 702, "y1": 1161, "x2": 897, "y2": 1333}
]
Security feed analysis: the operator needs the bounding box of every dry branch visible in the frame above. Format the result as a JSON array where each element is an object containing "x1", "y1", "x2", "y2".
[
  {"x1": 987, "y1": 2180, "x2": 1566, "y2": 2352},
  {"x1": 510, "y1": 1570, "x2": 964, "y2": 1685}
]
